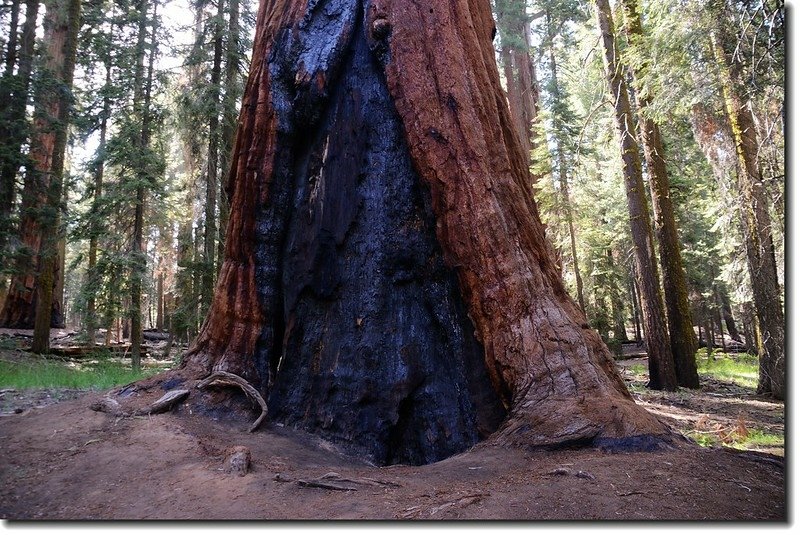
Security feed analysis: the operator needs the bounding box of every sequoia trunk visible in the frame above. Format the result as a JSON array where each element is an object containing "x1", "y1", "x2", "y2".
[
  {"x1": 180, "y1": 0, "x2": 673, "y2": 466},
  {"x1": 4, "y1": 0, "x2": 77, "y2": 339}
]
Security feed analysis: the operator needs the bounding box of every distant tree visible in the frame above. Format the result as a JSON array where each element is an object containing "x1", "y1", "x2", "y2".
[
  {"x1": 619, "y1": 0, "x2": 698, "y2": 388},
  {"x1": 593, "y1": 0, "x2": 676, "y2": 390},
  {"x1": 709, "y1": 0, "x2": 783, "y2": 399}
]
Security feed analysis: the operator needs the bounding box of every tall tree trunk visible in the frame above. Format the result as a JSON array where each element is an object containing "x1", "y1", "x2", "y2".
[
  {"x1": 156, "y1": 271, "x2": 164, "y2": 331},
  {"x1": 620, "y1": 0, "x2": 698, "y2": 388},
  {"x1": 29, "y1": 0, "x2": 82, "y2": 352},
  {"x1": 129, "y1": 0, "x2": 157, "y2": 371},
  {"x1": 495, "y1": 0, "x2": 540, "y2": 166},
  {"x1": 166, "y1": 0, "x2": 674, "y2": 467},
  {"x1": 544, "y1": 8, "x2": 585, "y2": 312},
  {"x1": 202, "y1": 0, "x2": 224, "y2": 316},
  {"x1": 0, "y1": 0, "x2": 40, "y2": 319},
  {"x1": 594, "y1": 0, "x2": 676, "y2": 390},
  {"x1": 85, "y1": 52, "x2": 112, "y2": 344},
  {"x1": 711, "y1": 26, "x2": 784, "y2": 399},
  {"x1": 218, "y1": 0, "x2": 240, "y2": 270},
  {"x1": 0, "y1": 0, "x2": 39, "y2": 263}
]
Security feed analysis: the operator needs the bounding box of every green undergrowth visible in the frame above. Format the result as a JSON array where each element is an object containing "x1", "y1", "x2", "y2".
[
  {"x1": 686, "y1": 428, "x2": 783, "y2": 452},
  {"x1": 696, "y1": 351, "x2": 759, "y2": 389},
  {"x1": 0, "y1": 351, "x2": 164, "y2": 391}
]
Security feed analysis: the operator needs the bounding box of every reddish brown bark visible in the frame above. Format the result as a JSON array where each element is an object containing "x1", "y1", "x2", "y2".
[
  {"x1": 377, "y1": 0, "x2": 669, "y2": 444},
  {"x1": 1, "y1": 0, "x2": 73, "y2": 332},
  {"x1": 180, "y1": 0, "x2": 674, "y2": 461}
]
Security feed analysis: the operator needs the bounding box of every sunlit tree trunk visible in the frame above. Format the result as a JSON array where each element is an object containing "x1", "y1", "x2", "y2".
[
  {"x1": 711, "y1": 23, "x2": 784, "y2": 399},
  {"x1": 594, "y1": 0, "x2": 676, "y2": 390},
  {"x1": 85, "y1": 41, "x2": 113, "y2": 345},
  {"x1": 620, "y1": 0, "x2": 698, "y2": 388},
  {"x1": 129, "y1": 0, "x2": 158, "y2": 370},
  {"x1": 217, "y1": 0, "x2": 241, "y2": 270}
]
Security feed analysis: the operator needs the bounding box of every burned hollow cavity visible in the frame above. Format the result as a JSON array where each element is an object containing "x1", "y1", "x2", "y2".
[{"x1": 242, "y1": 1, "x2": 506, "y2": 466}]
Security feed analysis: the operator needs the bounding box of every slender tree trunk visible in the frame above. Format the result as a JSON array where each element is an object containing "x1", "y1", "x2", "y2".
[
  {"x1": 620, "y1": 0, "x2": 698, "y2": 388},
  {"x1": 218, "y1": 0, "x2": 240, "y2": 270},
  {"x1": 200, "y1": 0, "x2": 225, "y2": 316},
  {"x1": 706, "y1": 310, "x2": 714, "y2": 358},
  {"x1": 169, "y1": 0, "x2": 673, "y2": 466},
  {"x1": 544, "y1": 8, "x2": 585, "y2": 312},
  {"x1": 608, "y1": 250, "x2": 628, "y2": 342},
  {"x1": 594, "y1": 0, "x2": 676, "y2": 390},
  {"x1": 129, "y1": 0, "x2": 157, "y2": 371},
  {"x1": 495, "y1": 1, "x2": 540, "y2": 165},
  {"x1": 741, "y1": 301, "x2": 756, "y2": 354},
  {"x1": 715, "y1": 300, "x2": 727, "y2": 353},
  {"x1": 711, "y1": 28, "x2": 784, "y2": 399},
  {"x1": 630, "y1": 274, "x2": 642, "y2": 344},
  {"x1": 86, "y1": 56, "x2": 111, "y2": 344},
  {"x1": 718, "y1": 286, "x2": 741, "y2": 342},
  {"x1": 202, "y1": 0, "x2": 224, "y2": 317},
  {"x1": 156, "y1": 272, "x2": 164, "y2": 330},
  {"x1": 30, "y1": 0, "x2": 82, "y2": 353}
]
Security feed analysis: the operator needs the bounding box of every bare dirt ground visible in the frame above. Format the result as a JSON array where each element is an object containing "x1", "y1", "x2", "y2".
[{"x1": 0, "y1": 347, "x2": 786, "y2": 520}]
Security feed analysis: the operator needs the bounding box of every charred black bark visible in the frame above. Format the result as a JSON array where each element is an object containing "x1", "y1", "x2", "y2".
[{"x1": 226, "y1": 1, "x2": 504, "y2": 465}]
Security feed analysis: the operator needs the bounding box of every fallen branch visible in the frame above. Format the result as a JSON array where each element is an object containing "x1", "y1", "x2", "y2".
[
  {"x1": 139, "y1": 389, "x2": 190, "y2": 415},
  {"x1": 297, "y1": 479, "x2": 358, "y2": 492},
  {"x1": 90, "y1": 389, "x2": 189, "y2": 417},
  {"x1": 196, "y1": 371, "x2": 268, "y2": 432}
]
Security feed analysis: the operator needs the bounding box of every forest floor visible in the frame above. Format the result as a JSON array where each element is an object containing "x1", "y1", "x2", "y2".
[{"x1": 0, "y1": 339, "x2": 787, "y2": 521}]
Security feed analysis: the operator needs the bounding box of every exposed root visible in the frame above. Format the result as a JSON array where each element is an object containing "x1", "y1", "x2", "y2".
[
  {"x1": 196, "y1": 371, "x2": 268, "y2": 432},
  {"x1": 90, "y1": 389, "x2": 189, "y2": 417}
]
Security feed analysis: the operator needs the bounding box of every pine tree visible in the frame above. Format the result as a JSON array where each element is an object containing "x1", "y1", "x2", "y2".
[
  {"x1": 619, "y1": 0, "x2": 698, "y2": 388},
  {"x1": 593, "y1": 0, "x2": 676, "y2": 390}
]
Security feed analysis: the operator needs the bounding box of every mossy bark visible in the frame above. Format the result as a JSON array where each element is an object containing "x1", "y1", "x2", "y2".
[
  {"x1": 711, "y1": 29, "x2": 784, "y2": 399},
  {"x1": 620, "y1": 0, "x2": 698, "y2": 388}
]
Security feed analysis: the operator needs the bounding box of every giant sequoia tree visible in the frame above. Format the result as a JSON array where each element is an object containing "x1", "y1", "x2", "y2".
[{"x1": 151, "y1": 0, "x2": 676, "y2": 466}]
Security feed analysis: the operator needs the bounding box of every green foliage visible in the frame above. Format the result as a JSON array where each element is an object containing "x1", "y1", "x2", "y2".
[
  {"x1": 686, "y1": 427, "x2": 783, "y2": 452},
  {"x1": 0, "y1": 353, "x2": 162, "y2": 390},
  {"x1": 696, "y1": 351, "x2": 759, "y2": 389}
]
